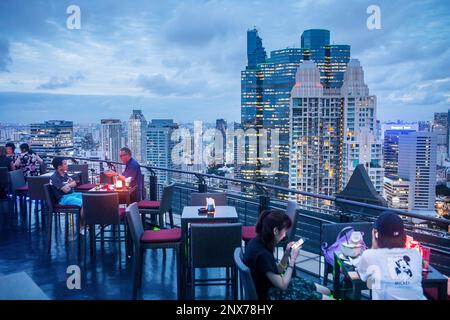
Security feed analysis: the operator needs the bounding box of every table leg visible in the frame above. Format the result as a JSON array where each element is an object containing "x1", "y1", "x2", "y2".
[
  {"x1": 333, "y1": 255, "x2": 341, "y2": 300},
  {"x1": 180, "y1": 220, "x2": 187, "y2": 300},
  {"x1": 438, "y1": 282, "x2": 447, "y2": 300},
  {"x1": 352, "y1": 281, "x2": 363, "y2": 300}
]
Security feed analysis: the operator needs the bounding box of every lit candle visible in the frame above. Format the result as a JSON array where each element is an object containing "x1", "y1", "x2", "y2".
[{"x1": 115, "y1": 180, "x2": 123, "y2": 189}]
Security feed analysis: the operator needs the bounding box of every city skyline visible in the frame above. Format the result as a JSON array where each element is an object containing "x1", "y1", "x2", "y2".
[{"x1": 0, "y1": 0, "x2": 449, "y2": 123}]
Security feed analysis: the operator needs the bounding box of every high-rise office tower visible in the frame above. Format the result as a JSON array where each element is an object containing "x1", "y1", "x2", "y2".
[
  {"x1": 246, "y1": 28, "x2": 267, "y2": 69},
  {"x1": 240, "y1": 28, "x2": 351, "y2": 194},
  {"x1": 448, "y1": 109, "x2": 450, "y2": 159},
  {"x1": 147, "y1": 119, "x2": 179, "y2": 184},
  {"x1": 398, "y1": 132, "x2": 437, "y2": 214},
  {"x1": 128, "y1": 110, "x2": 147, "y2": 164},
  {"x1": 301, "y1": 29, "x2": 351, "y2": 88},
  {"x1": 289, "y1": 60, "x2": 343, "y2": 197},
  {"x1": 432, "y1": 112, "x2": 448, "y2": 166},
  {"x1": 101, "y1": 119, "x2": 122, "y2": 162},
  {"x1": 241, "y1": 30, "x2": 305, "y2": 190},
  {"x1": 383, "y1": 176, "x2": 410, "y2": 210},
  {"x1": 341, "y1": 59, "x2": 384, "y2": 194},
  {"x1": 215, "y1": 119, "x2": 227, "y2": 165},
  {"x1": 383, "y1": 123, "x2": 417, "y2": 178},
  {"x1": 30, "y1": 120, "x2": 74, "y2": 159},
  {"x1": 418, "y1": 121, "x2": 431, "y2": 132}
]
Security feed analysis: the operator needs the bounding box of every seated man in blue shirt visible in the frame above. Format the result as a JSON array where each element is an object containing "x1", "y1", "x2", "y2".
[
  {"x1": 117, "y1": 147, "x2": 143, "y2": 201},
  {"x1": 50, "y1": 157, "x2": 85, "y2": 233}
]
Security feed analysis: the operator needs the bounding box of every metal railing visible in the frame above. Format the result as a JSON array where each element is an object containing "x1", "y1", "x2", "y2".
[{"x1": 42, "y1": 155, "x2": 450, "y2": 277}]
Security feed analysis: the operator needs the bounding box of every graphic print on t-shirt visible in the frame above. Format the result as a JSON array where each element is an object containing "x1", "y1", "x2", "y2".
[{"x1": 387, "y1": 255, "x2": 413, "y2": 284}]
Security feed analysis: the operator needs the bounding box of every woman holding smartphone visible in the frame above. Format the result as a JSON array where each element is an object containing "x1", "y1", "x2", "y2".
[{"x1": 244, "y1": 209, "x2": 332, "y2": 300}]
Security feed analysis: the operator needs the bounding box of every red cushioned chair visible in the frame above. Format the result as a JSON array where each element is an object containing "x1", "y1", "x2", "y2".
[
  {"x1": 242, "y1": 225, "x2": 257, "y2": 242},
  {"x1": 8, "y1": 169, "x2": 28, "y2": 214},
  {"x1": 126, "y1": 202, "x2": 181, "y2": 300},
  {"x1": 43, "y1": 183, "x2": 82, "y2": 254},
  {"x1": 242, "y1": 200, "x2": 298, "y2": 246},
  {"x1": 137, "y1": 183, "x2": 175, "y2": 229}
]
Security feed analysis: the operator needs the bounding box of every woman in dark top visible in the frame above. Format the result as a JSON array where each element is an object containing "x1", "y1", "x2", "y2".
[
  {"x1": 0, "y1": 146, "x2": 14, "y2": 171},
  {"x1": 244, "y1": 209, "x2": 331, "y2": 300}
]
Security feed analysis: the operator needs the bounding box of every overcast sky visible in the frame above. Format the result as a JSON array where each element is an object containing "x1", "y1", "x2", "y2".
[{"x1": 0, "y1": 0, "x2": 449, "y2": 124}]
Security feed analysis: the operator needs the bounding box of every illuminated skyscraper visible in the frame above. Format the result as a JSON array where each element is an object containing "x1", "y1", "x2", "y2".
[
  {"x1": 147, "y1": 119, "x2": 178, "y2": 184},
  {"x1": 398, "y1": 132, "x2": 437, "y2": 214},
  {"x1": 301, "y1": 29, "x2": 351, "y2": 88},
  {"x1": 247, "y1": 28, "x2": 267, "y2": 69},
  {"x1": 341, "y1": 59, "x2": 384, "y2": 194},
  {"x1": 432, "y1": 112, "x2": 448, "y2": 166},
  {"x1": 30, "y1": 120, "x2": 74, "y2": 159},
  {"x1": 101, "y1": 119, "x2": 122, "y2": 162},
  {"x1": 240, "y1": 28, "x2": 351, "y2": 193},
  {"x1": 128, "y1": 109, "x2": 147, "y2": 164},
  {"x1": 289, "y1": 61, "x2": 343, "y2": 197},
  {"x1": 383, "y1": 123, "x2": 417, "y2": 178}
]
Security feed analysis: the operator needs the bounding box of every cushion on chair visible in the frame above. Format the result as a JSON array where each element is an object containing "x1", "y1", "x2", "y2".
[
  {"x1": 140, "y1": 228, "x2": 182, "y2": 243},
  {"x1": 242, "y1": 225, "x2": 256, "y2": 241},
  {"x1": 55, "y1": 204, "x2": 81, "y2": 210},
  {"x1": 424, "y1": 287, "x2": 450, "y2": 300},
  {"x1": 138, "y1": 200, "x2": 160, "y2": 209},
  {"x1": 16, "y1": 185, "x2": 29, "y2": 192},
  {"x1": 119, "y1": 207, "x2": 126, "y2": 218},
  {"x1": 75, "y1": 183, "x2": 96, "y2": 191}
]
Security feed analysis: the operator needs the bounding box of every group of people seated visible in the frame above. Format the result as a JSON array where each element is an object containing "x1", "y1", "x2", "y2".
[
  {"x1": 48, "y1": 147, "x2": 144, "y2": 234},
  {"x1": 0, "y1": 142, "x2": 44, "y2": 179},
  {"x1": 1, "y1": 143, "x2": 144, "y2": 234},
  {"x1": 244, "y1": 209, "x2": 426, "y2": 300},
  {"x1": 1, "y1": 142, "x2": 430, "y2": 300}
]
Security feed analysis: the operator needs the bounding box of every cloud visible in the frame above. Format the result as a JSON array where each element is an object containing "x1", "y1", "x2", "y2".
[
  {"x1": 0, "y1": 0, "x2": 449, "y2": 123},
  {"x1": 135, "y1": 73, "x2": 209, "y2": 97},
  {"x1": 37, "y1": 72, "x2": 85, "y2": 90},
  {"x1": 161, "y1": 1, "x2": 240, "y2": 48},
  {"x1": 0, "y1": 38, "x2": 12, "y2": 72}
]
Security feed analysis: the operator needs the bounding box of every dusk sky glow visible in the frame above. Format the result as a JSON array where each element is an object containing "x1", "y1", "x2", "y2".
[{"x1": 0, "y1": 0, "x2": 449, "y2": 124}]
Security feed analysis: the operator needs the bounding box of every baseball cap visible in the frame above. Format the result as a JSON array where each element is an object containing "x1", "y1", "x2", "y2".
[{"x1": 374, "y1": 211, "x2": 405, "y2": 237}]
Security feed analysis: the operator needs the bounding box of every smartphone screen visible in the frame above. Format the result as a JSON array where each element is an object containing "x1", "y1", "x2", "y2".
[{"x1": 292, "y1": 238, "x2": 304, "y2": 250}]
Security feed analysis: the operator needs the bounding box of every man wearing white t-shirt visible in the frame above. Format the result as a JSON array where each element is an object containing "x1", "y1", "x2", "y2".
[{"x1": 356, "y1": 211, "x2": 426, "y2": 300}]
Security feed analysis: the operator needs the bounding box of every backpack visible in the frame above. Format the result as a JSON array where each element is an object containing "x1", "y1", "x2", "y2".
[{"x1": 321, "y1": 227, "x2": 367, "y2": 266}]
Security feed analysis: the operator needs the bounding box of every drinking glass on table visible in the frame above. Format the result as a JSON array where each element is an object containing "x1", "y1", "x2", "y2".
[{"x1": 95, "y1": 176, "x2": 101, "y2": 190}]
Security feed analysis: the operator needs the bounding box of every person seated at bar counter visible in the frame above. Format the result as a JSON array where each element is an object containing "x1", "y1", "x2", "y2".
[
  {"x1": 104, "y1": 147, "x2": 143, "y2": 201},
  {"x1": 50, "y1": 157, "x2": 85, "y2": 234},
  {"x1": 356, "y1": 211, "x2": 426, "y2": 300},
  {"x1": 244, "y1": 209, "x2": 332, "y2": 300}
]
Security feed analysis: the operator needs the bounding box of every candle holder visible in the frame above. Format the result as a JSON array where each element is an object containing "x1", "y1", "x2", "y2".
[{"x1": 206, "y1": 198, "x2": 216, "y2": 215}]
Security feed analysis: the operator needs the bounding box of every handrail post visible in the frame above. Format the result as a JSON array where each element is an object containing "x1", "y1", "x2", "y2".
[
  {"x1": 256, "y1": 185, "x2": 270, "y2": 214},
  {"x1": 149, "y1": 175, "x2": 157, "y2": 201},
  {"x1": 145, "y1": 168, "x2": 158, "y2": 201},
  {"x1": 339, "y1": 211, "x2": 352, "y2": 223},
  {"x1": 195, "y1": 174, "x2": 207, "y2": 193},
  {"x1": 259, "y1": 195, "x2": 270, "y2": 214}
]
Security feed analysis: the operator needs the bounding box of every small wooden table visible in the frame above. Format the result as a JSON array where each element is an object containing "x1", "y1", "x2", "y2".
[
  {"x1": 87, "y1": 184, "x2": 136, "y2": 205},
  {"x1": 180, "y1": 205, "x2": 239, "y2": 299},
  {"x1": 333, "y1": 252, "x2": 448, "y2": 300}
]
